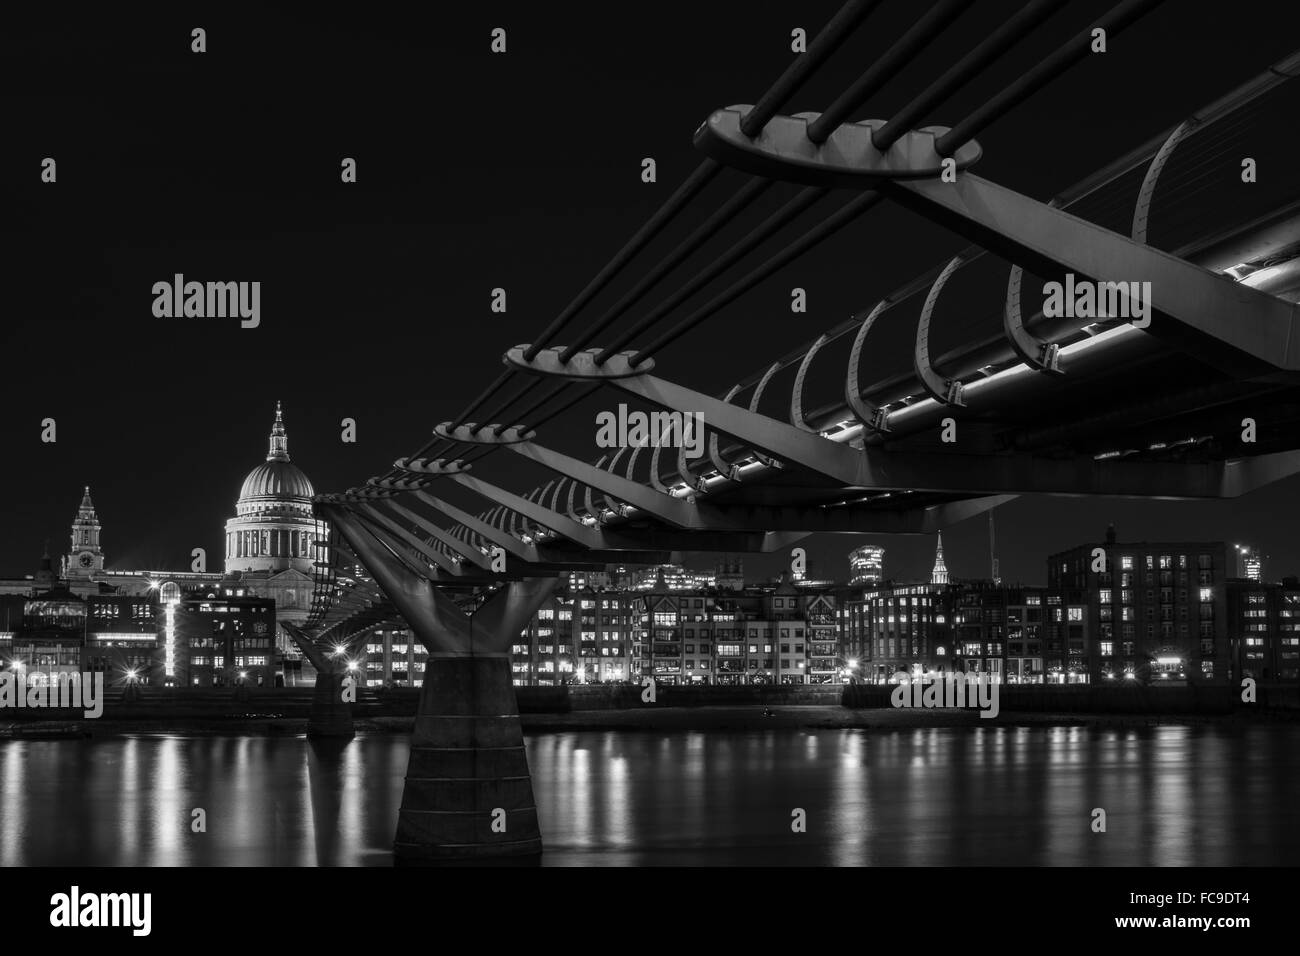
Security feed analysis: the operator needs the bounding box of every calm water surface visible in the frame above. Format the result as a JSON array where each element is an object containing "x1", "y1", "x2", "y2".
[{"x1": 2, "y1": 724, "x2": 1297, "y2": 866}]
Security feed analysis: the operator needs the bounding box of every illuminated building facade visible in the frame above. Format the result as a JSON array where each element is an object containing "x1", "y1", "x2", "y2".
[
  {"x1": 1004, "y1": 589, "x2": 1047, "y2": 684},
  {"x1": 83, "y1": 594, "x2": 161, "y2": 683},
  {"x1": 951, "y1": 584, "x2": 1048, "y2": 683},
  {"x1": 175, "y1": 585, "x2": 277, "y2": 687},
  {"x1": 857, "y1": 583, "x2": 952, "y2": 683},
  {"x1": 848, "y1": 545, "x2": 885, "y2": 586},
  {"x1": 9, "y1": 591, "x2": 87, "y2": 682},
  {"x1": 391, "y1": 581, "x2": 853, "y2": 687},
  {"x1": 1046, "y1": 527, "x2": 1229, "y2": 685},
  {"x1": 1226, "y1": 578, "x2": 1300, "y2": 682},
  {"x1": 363, "y1": 628, "x2": 428, "y2": 688},
  {"x1": 1235, "y1": 544, "x2": 1263, "y2": 581}
]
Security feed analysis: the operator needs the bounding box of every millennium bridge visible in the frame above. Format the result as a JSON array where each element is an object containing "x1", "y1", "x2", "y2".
[{"x1": 285, "y1": 1, "x2": 1300, "y2": 860}]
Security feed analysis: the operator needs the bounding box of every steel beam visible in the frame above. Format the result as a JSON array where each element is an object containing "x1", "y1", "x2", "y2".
[
  {"x1": 602, "y1": 370, "x2": 1300, "y2": 497},
  {"x1": 880, "y1": 173, "x2": 1300, "y2": 378},
  {"x1": 448, "y1": 471, "x2": 804, "y2": 553},
  {"x1": 411, "y1": 489, "x2": 674, "y2": 565}
]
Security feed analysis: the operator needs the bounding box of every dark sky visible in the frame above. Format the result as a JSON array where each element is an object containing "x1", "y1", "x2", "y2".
[{"x1": 3, "y1": 2, "x2": 1300, "y2": 586}]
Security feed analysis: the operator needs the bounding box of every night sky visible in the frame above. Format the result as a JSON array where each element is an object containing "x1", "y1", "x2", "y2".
[{"x1": 4, "y1": 2, "x2": 1300, "y2": 587}]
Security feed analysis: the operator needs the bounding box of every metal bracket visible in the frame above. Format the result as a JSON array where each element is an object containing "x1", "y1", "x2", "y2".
[
  {"x1": 505, "y1": 344, "x2": 655, "y2": 378},
  {"x1": 1003, "y1": 262, "x2": 1063, "y2": 374},
  {"x1": 433, "y1": 422, "x2": 534, "y2": 444},
  {"x1": 790, "y1": 333, "x2": 828, "y2": 432},
  {"x1": 748, "y1": 362, "x2": 783, "y2": 467},
  {"x1": 393, "y1": 457, "x2": 471, "y2": 476},
  {"x1": 708, "y1": 384, "x2": 744, "y2": 482},
  {"x1": 366, "y1": 476, "x2": 428, "y2": 492},
  {"x1": 1133, "y1": 120, "x2": 1192, "y2": 246},
  {"x1": 694, "y1": 106, "x2": 982, "y2": 188},
  {"x1": 914, "y1": 255, "x2": 966, "y2": 406},
  {"x1": 845, "y1": 300, "x2": 893, "y2": 433}
]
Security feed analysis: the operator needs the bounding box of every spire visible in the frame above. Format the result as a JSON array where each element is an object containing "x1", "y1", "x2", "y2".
[
  {"x1": 931, "y1": 531, "x2": 949, "y2": 585},
  {"x1": 80, "y1": 485, "x2": 94, "y2": 512},
  {"x1": 267, "y1": 401, "x2": 290, "y2": 461}
]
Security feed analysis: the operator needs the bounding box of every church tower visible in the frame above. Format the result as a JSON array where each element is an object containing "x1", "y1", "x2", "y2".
[
  {"x1": 67, "y1": 485, "x2": 105, "y2": 578},
  {"x1": 930, "y1": 531, "x2": 949, "y2": 585}
]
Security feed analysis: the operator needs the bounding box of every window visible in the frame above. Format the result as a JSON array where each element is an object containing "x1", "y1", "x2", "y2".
[
  {"x1": 1121, "y1": 556, "x2": 1134, "y2": 570},
  {"x1": 1099, "y1": 641, "x2": 1113, "y2": 657}
]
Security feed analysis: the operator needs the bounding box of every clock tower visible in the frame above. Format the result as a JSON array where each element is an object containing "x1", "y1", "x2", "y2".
[{"x1": 66, "y1": 485, "x2": 105, "y2": 579}]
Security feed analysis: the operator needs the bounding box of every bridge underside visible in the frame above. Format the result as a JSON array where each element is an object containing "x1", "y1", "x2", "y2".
[{"x1": 296, "y1": 7, "x2": 1300, "y2": 860}]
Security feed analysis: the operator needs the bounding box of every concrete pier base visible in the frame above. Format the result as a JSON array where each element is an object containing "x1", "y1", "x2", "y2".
[
  {"x1": 394, "y1": 656, "x2": 540, "y2": 862},
  {"x1": 307, "y1": 671, "x2": 355, "y2": 739}
]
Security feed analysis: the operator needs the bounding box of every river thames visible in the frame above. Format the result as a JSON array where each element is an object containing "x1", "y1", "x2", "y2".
[{"x1": 2, "y1": 723, "x2": 1296, "y2": 866}]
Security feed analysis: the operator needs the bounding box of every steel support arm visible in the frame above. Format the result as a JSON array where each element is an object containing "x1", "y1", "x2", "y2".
[{"x1": 881, "y1": 173, "x2": 1300, "y2": 378}]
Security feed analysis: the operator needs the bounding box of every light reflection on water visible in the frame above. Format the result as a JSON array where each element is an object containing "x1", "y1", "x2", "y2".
[{"x1": 0, "y1": 724, "x2": 1295, "y2": 866}]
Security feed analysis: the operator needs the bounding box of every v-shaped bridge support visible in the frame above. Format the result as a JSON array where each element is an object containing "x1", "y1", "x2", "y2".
[{"x1": 322, "y1": 503, "x2": 559, "y2": 862}]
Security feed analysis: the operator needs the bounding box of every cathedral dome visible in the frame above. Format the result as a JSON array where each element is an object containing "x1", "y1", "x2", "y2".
[
  {"x1": 233, "y1": 402, "x2": 315, "y2": 517},
  {"x1": 239, "y1": 459, "x2": 314, "y2": 503},
  {"x1": 225, "y1": 403, "x2": 318, "y2": 574}
]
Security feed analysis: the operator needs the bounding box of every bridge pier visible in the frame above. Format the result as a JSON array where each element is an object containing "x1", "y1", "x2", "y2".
[
  {"x1": 282, "y1": 624, "x2": 356, "y2": 739},
  {"x1": 308, "y1": 670, "x2": 356, "y2": 739},
  {"x1": 322, "y1": 504, "x2": 557, "y2": 862},
  {"x1": 396, "y1": 654, "x2": 540, "y2": 861}
]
